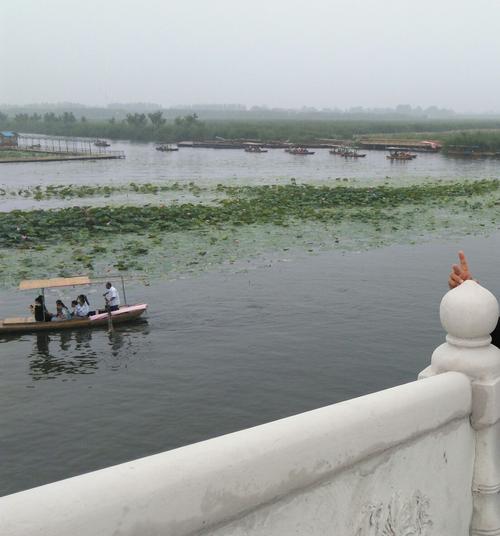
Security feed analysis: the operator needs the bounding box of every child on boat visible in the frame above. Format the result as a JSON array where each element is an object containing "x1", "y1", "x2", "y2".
[{"x1": 51, "y1": 300, "x2": 71, "y2": 321}]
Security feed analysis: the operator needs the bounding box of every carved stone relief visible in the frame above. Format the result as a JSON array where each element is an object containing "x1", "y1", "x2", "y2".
[{"x1": 355, "y1": 491, "x2": 432, "y2": 536}]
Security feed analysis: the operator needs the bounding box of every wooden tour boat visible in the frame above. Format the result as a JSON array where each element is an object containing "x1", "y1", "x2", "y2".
[
  {"x1": 344, "y1": 152, "x2": 366, "y2": 158},
  {"x1": 156, "y1": 144, "x2": 179, "y2": 152},
  {"x1": 386, "y1": 148, "x2": 417, "y2": 161},
  {"x1": 244, "y1": 144, "x2": 268, "y2": 153},
  {"x1": 330, "y1": 146, "x2": 366, "y2": 157},
  {"x1": 288, "y1": 147, "x2": 315, "y2": 155},
  {"x1": 94, "y1": 139, "x2": 111, "y2": 147},
  {"x1": 0, "y1": 276, "x2": 147, "y2": 334},
  {"x1": 329, "y1": 145, "x2": 344, "y2": 155}
]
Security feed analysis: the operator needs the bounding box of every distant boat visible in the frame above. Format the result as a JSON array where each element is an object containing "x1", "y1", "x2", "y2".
[
  {"x1": 386, "y1": 148, "x2": 417, "y2": 161},
  {"x1": 343, "y1": 152, "x2": 366, "y2": 158},
  {"x1": 244, "y1": 144, "x2": 268, "y2": 153},
  {"x1": 94, "y1": 139, "x2": 110, "y2": 147},
  {"x1": 329, "y1": 145, "x2": 344, "y2": 155},
  {"x1": 156, "y1": 144, "x2": 179, "y2": 152},
  {"x1": 288, "y1": 147, "x2": 315, "y2": 155},
  {"x1": 330, "y1": 147, "x2": 366, "y2": 158}
]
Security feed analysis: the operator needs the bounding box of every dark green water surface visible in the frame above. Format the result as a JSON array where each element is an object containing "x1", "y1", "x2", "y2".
[{"x1": 2, "y1": 234, "x2": 500, "y2": 496}]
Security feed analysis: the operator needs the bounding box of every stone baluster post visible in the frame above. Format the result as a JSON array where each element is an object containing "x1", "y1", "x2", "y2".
[{"x1": 419, "y1": 280, "x2": 500, "y2": 535}]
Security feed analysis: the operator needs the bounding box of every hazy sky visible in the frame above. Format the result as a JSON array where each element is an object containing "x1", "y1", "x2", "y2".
[{"x1": 2, "y1": 0, "x2": 500, "y2": 111}]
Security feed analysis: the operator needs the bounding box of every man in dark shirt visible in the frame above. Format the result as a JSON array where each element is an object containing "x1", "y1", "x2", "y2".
[
  {"x1": 448, "y1": 250, "x2": 500, "y2": 347},
  {"x1": 30, "y1": 295, "x2": 52, "y2": 322}
]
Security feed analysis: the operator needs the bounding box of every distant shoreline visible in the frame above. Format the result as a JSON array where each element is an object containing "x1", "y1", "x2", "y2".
[
  {"x1": 0, "y1": 154, "x2": 124, "y2": 163},
  {"x1": 4, "y1": 116, "x2": 500, "y2": 146}
]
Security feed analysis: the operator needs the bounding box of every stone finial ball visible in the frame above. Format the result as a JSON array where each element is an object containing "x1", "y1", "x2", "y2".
[{"x1": 440, "y1": 280, "x2": 499, "y2": 339}]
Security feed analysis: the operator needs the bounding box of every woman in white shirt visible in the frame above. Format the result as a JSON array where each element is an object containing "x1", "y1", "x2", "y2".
[{"x1": 74, "y1": 294, "x2": 90, "y2": 317}]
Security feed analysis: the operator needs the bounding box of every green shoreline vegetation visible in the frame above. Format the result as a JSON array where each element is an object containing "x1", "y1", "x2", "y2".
[
  {"x1": 442, "y1": 131, "x2": 500, "y2": 151},
  {"x1": 5, "y1": 112, "x2": 500, "y2": 145},
  {"x1": 1, "y1": 180, "x2": 499, "y2": 286}
]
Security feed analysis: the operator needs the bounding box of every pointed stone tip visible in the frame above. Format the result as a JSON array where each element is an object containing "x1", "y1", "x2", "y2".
[{"x1": 441, "y1": 280, "x2": 499, "y2": 340}]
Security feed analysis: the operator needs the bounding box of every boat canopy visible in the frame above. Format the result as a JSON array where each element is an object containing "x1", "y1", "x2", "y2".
[{"x1": 19, "y1": 276, "x2": 91, "y2": 291}]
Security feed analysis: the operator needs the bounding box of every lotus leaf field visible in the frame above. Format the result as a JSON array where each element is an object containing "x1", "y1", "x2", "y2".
[
  {"x1": 1, "y1": 179, "x2": 499, "y2": 286},
  {"x1": 0, "y1": 182, "x2": 202, "y2": 199}
]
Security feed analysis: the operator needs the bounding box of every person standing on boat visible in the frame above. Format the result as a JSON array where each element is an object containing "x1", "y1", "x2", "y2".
[{"x1": 103, "y1": 282, "x2": 120, "y2": 311}]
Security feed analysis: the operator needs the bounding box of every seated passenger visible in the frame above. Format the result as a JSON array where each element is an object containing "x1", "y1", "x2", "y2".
[
  {"x1": 51, "y1": 300, "x2": 71, "y2": 321},
  {"x1": 74, "y1": 294, "x2": 90, "y2": 317},
  {"x1": 30, "y1": 295, "x2": 52, "y2": 322}
]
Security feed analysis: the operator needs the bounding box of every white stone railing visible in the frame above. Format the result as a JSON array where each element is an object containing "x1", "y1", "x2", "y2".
[
  {"x1": 420, "y1": 280, "x2": 500, "y2": 535},
  {"x1": 1, "y1": 280, "x2": 500, "y2": 536}
]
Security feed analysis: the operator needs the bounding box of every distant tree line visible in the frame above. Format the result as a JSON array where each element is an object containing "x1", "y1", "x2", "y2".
[
  {"x1": 0, "y1": 111, "x2": 207, "y2": 142},
  {"x1": 2, "y1": 110, "x2": 500, "y2": 144},
  {"x1": 442, "y1": 131, "x2": 500, "y2": 151}
]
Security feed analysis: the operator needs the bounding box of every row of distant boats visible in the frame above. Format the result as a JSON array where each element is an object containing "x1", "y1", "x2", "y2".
[
  {"x1": 154, "y1": 143, "x2": 418, "y2": 160},
  {"x1": 96, "y1": 139, "x2": 417, "y2": 161},
  {"x1": 285, "y1": 146, "x2": 417, "y2": 160}
]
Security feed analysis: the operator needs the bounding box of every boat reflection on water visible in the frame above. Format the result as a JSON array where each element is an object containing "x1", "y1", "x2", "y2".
[
  {"x1": 30, "y1": 331, "x2": 98, "y2": 379},
  {"x1": 4, "y1": 320, "x2": 150, "y2": 380}
]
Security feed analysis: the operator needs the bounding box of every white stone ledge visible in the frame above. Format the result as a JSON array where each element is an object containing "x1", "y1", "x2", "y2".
[{"x1": 0, "y1": 371, "x2": 472, "y2": 536}]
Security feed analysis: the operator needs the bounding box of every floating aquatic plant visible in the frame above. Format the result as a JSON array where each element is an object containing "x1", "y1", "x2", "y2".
[
  {"x1": 0, "y1": 182, "x2": 207, "y2": 201},
  {"x1": 0, "y1": 179, "x2": 499, "y2": 287}
]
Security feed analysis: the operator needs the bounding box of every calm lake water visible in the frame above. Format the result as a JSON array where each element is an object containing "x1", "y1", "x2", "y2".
[
  {"x1": 2, "y1": 141, "x2": 500, "y2": 211},
  {"x1": 2, "y1": 236, "x2": 500, "y2": 496},
  {"x1": 1, "y1": 140, "x2": 500, "y2": 191},
  {"x1": 1, "y1": 141, "x2": 500, "y2": 496}
]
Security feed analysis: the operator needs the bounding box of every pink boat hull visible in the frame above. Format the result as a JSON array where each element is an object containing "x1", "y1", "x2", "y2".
[{"x1": 0, "y1": 304, "x2": 148, "y2": 334}]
